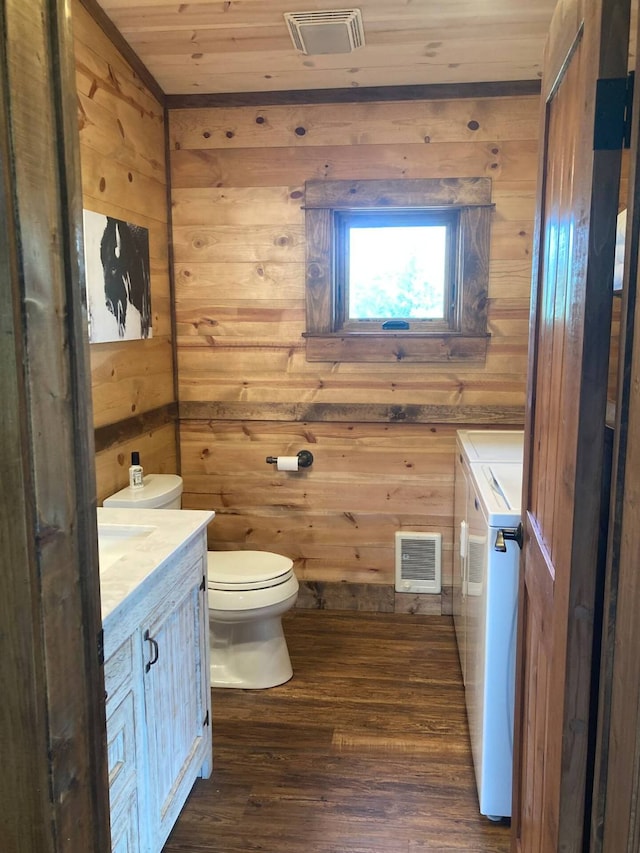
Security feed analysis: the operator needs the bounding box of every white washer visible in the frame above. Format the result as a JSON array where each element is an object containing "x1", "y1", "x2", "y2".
[
  {"x1": 462, "y1": 460, "x2": 522, "y2": 820},
  {"x1": 453, "y1": 428, "x2": 523, "y2": 702},
  {"x1": 456, "y1": 429, "x2": 524, "y2": 466}
]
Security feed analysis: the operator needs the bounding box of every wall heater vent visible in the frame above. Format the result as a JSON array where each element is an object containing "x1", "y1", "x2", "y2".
[
  {"x1": 395, "y1": 532, "x2": 442, "y2": 594},
  {"x1": 284, "y1": 9, "x2": 365, "y2": 55},
  {"x1": 467, "y1": 534, "x2": 485, "y2": 598}
]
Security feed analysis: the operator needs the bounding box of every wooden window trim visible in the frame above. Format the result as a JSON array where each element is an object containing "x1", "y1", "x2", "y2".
[{"x1": 303, "y1": 178, "x2": 492, "y2": 363}]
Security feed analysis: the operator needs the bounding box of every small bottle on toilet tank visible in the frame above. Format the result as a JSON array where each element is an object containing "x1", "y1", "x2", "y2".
[{"x1": 129, "y1": 451, "x2": 144, "y2": 489}]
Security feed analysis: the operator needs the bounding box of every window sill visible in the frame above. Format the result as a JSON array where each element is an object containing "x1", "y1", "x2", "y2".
[{"x1": 303, "y1": 333, "x2": 490, "y2": 363}]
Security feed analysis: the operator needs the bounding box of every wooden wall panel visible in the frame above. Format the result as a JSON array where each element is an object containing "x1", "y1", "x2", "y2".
[
  {"x1": 170, "y1": 140, "x2": 538, "y2": 188},
  {"x1": 90, "y1": 336, "x2": 174, "y2": 428},
  {"x1": 95, "y1": 422, "x2": 178, "y2": 505},
  {"x1": 73, "y1": 0, "x2": 177, "y2": 500},
  {"x1": 170, "y1": 96, "x2": 539, "y2": 610},
  {"x1": 169, "y1": 100, "x2": 540, "y2": 150},
  {"x1": 181, "y1": 421, "x2": 455, "y2": 590}
]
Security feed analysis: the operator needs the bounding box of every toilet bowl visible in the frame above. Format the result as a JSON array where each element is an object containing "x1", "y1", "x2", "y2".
[
  {"x1": 103, "y1": 473, "x2": 298, "y2": 689},
  {"x1": 208, "y1": 550, "x2": 298, "y2": 688}
]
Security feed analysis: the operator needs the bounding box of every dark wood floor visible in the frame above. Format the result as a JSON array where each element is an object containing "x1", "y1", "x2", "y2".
[{"x1": 163, "y1": 610, "x2": 511, "y2": 853}]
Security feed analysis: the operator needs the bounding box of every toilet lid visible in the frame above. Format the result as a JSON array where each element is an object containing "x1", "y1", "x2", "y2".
[{"x1": 207, "y1": 550, "x2": 294, "y2": 591}]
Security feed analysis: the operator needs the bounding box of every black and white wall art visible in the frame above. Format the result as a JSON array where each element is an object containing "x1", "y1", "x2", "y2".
[{"x1": 83, "y1": 210, "x2": 152, "y2": 343}]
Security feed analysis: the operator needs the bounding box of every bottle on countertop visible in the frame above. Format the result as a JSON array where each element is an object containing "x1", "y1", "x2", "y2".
[{"x1": 129, "y1": 451, "x2": 144, "y2": 489}]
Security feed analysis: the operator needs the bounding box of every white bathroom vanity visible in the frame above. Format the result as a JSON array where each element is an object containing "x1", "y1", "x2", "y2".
[{"x1": 98, "y1": 507, "x2": 215, "y2": 853}]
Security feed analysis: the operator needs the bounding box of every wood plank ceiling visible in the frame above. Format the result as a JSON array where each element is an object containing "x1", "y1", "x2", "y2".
[{"x1": 93, "y1": 0, "x2": 557, "y2": 96}]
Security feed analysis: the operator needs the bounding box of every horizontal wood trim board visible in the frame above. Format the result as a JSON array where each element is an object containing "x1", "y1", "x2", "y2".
[
  {"x1": 179, "y1": 401, "x2": 525, "y2": 424},
  {"x1": 77, "y1": 0, "x2": 165, "y2": 105},
  {"x1": 166, "y1": 80, "x2": 542, "y2": 109},
  {"x1": 303, "y1": 201, "x2": 496, "y2": 211},
  {"x1": 296, "y1": 581, "x2": 396, "y2": 613},
  {"x1": 303, "y1": 333, "x2": 490, "y2": 363},
  {"x1": 295, "y1": 581, "x2": 443, "y2": 615},
  {"x1": 94, "y1": 402, "x2": 178, "y2": 453},
  {"x1": 304, "y1": 177, "x2": 493, "y2": 208}
]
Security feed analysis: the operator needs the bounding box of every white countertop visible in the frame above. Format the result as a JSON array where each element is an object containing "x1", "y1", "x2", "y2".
[{"x1": 97, "y1": 507, "x2": 214, "y2": 623}]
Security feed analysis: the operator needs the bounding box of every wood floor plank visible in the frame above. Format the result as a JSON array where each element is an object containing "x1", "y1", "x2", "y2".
[{"x1": 162, "y1": 611, "x2": 510, "y2": 852}]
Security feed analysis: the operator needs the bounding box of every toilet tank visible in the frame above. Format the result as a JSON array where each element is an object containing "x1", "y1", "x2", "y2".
[{"x1": 103, "y1": 473, "x2": 183, "y2": 509}]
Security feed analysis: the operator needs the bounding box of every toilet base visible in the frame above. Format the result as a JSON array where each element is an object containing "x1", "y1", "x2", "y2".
[{"x1": 209, "y1": 612, "x2": 294, "y2": 689}]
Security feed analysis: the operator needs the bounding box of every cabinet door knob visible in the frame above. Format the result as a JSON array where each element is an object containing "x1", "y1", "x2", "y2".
[{"x1": 144, "y1": 629, "x2": 159, "y2": 673}]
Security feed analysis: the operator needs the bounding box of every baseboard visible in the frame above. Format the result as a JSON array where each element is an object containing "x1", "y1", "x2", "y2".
[{"x1": 295, "y1": 580, "x2": 443, "y2": 614}]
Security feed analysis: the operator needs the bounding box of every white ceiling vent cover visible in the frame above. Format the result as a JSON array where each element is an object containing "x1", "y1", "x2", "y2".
[
  {"x1": 395, "y1": 532, "x2": 442, "y2": 594},
  {"x1": 284, "y1": 9, "x2": 365, "y2": 55}
]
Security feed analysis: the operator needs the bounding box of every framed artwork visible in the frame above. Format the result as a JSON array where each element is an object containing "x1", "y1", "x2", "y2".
[
  {"x1": 613, "y1": 207, "x2": 627, "y2": 294},
  {"x1": 83, "y1": 210, "x2": 152, "y2": 342}
]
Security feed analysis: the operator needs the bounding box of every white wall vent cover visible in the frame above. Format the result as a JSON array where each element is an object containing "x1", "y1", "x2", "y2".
[
  {"x1": 284, "y1": 9, "x2": 365, "y2": 55},
  {"x1": 395, "y1": 532, "x2": 442, "y2": 594},
  {"x1": 467, "y1": 534, "x2": 485, "y2": 598}
]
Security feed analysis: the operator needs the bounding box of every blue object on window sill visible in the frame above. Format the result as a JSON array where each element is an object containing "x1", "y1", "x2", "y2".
[{"x1": 382, "y1": 320, "x2": 410, "y2": 330}]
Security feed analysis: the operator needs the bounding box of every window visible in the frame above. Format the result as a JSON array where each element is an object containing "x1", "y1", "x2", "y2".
[
  {"x1": 303, "y1": 178, "x2": 493, "y2": 363},
  {"x1": 336, "y1": 209, "x2": 456, "y2": 331}
]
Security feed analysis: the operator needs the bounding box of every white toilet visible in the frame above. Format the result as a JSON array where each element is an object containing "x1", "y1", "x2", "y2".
[{"x1": 103, "y1": 473, "x2": 299, "y2": 689}]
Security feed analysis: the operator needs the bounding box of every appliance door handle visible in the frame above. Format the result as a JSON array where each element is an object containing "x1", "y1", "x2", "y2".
[
  {"x1": 494, "y1": 522, "x2": 523, "y2": 552},
  {"x1": 460, "y1": 520, "x2": 468, "y2": 560}
]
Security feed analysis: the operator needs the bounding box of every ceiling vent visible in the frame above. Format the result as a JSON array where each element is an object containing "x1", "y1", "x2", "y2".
[
  {"x1": 284, "y1": 9, "x2": 365, "y2": 55},
  {"x1": 395, "y1": 532, "x2": 442, "y2": 594}
]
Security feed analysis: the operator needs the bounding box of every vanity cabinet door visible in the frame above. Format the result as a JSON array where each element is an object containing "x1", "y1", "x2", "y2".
[
  {"x1": 141, "y1": 555, "x2": 211, "y2": 850},
  {"x1": 105, "y1": 636, "x2": 144, "y2": 853},
  {"x1": 109, "y1": 786, "x2": 140, "y2": 853}
]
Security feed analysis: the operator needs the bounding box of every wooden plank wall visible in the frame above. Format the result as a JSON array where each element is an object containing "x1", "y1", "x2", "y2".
[
  {"x1": 72, "y1": 0, "x2": 177, "y2": 503},
  {"x1": 169, "y1": 96, "x2": 539, "y2": 612}
]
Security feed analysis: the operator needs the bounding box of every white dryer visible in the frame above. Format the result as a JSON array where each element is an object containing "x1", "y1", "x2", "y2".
[{"x1": 453, "y1": 427, "x2": 524, "y2": 820}]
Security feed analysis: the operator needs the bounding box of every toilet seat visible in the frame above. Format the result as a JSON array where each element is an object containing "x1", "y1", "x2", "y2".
[{"x1": 207, "y1": 550, "x2": 294, "y2": 591}]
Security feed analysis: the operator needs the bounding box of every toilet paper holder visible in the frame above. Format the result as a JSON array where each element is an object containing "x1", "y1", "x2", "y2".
[{"x1": 265, "y1": 450, "x2": 314, "y2": 468}]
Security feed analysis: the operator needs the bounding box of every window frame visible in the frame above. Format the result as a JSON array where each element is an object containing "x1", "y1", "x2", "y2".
[
  {"x1": 335, "y1": 207, "x2": 459, "y2": 333},
  {"x1": 303, "y1": 178, "x2": 493, "y2": 363}
]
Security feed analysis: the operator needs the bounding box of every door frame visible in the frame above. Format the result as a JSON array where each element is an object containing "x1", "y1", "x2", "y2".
[
  {"x1": 592, "y1": 7, "x2": 640, "y2": 847},
  {"x1": 0, "y1": 0, "x2": 110, "y2": 849}
]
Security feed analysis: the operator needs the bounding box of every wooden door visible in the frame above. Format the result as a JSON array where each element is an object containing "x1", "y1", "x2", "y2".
[{"x1": 511, "y1": 0, "x2": 630, "y2": 850}]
